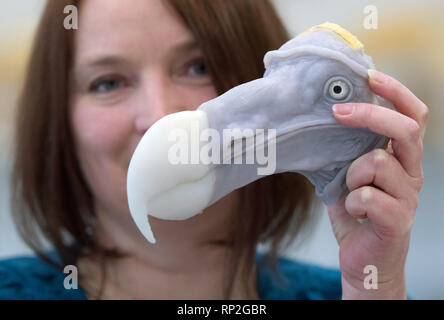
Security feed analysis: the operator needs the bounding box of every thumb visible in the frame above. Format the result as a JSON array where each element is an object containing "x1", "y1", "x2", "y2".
[{"x1": 327, "y1": 194, "x2": 360, "y2": 244}]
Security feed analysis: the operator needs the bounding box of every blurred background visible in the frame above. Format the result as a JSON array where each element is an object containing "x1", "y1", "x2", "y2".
[{"x1": 0, "y1": 0, "x2": 443, "y2": 299}]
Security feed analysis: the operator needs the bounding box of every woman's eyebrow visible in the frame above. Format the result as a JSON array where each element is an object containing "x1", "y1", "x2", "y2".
[
  {"x1": 77, "y1": 39, "x2": 199, "y2": 71},
  {"x1": 73, "y1": 40, "x2": 200, "y2": 81},
  {"x1": 72, "y1": 55, "x2": 131, "y2": 83},
  {"x1": 77, "y1": 55, "x2": 130, "y2": 69},
  {"x1": 169, "y1": 39, "x2": 199, "y2": 53}
]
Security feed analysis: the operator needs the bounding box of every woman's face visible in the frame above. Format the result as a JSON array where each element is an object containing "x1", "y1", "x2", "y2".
[{"x1": 70, "y1": 0, "x2": 218, "y2": 218}]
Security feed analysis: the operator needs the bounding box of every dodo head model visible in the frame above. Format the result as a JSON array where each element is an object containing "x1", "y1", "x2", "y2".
[{"x1": 127, "y1": 22, "x2": 394, "y2": 244}]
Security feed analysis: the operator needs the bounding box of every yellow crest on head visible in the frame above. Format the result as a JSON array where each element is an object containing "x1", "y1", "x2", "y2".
[{"x1": 299, "y1": 22, "x2": 363, "y2": 50}]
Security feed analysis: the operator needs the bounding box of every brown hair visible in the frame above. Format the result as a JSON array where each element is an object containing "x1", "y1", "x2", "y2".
[{"x1": 12, "y1": 0, "x2": 319, "y2": 299}]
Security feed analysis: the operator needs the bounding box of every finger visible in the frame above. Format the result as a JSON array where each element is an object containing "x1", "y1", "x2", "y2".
[
  {"x1": 367, "y1": 69, "x2": 429, "y2": 140},
  {"x1": 345, "y1": 186, "x2": 414, "y2": 238},
  {"x1": 346, "y1": 148, "x2": 411, "y2": 200},
  {"x1": 385, "y1": 139, "x2": 394, "y2": 155},
  {"x1": 380, "y1": 138, "x2": 394, "y2": 155},
  {"x1": 333, "y1": 102, "x2": 423, "y2": 178}
]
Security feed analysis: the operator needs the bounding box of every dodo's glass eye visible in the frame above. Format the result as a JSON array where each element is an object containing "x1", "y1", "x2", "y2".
[
  {"x1": 324, "y1": 76, "x2": 353, "y2": 101},
  {"x1": 328, "y1": 80, "x2": 349, "y2": 100}
]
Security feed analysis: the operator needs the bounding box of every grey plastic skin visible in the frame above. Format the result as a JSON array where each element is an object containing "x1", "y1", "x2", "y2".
[
  {"x1": 198, "y1": 28, "x2": 395, "y2": 206},
  {"x1": 126, "y1": 25, "x2": 397, "y2": 244}
]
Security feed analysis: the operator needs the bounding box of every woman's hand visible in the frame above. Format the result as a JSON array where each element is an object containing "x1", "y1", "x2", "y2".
[{"x1": 328, "y1": 69, "x2": 429, "y2": 299}]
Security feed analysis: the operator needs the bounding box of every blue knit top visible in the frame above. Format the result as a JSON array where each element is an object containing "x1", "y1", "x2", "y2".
[{"x1": 0, "y1": 250, "x2": 342, "y2": 300}]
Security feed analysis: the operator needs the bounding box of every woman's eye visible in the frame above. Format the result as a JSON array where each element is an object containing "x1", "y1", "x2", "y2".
[
  {"x1": 324, "y1": 77, "x2": 353, "y2": 101},
  {"x1": 187, "y1": 59, "x2": 208, "y2": 77},
  {"x1": 172, "y1": 57, "x2": 212, "y2": 86},
  {"x1": 89, "y1": 77, "x2": 124, "y2": 94}
]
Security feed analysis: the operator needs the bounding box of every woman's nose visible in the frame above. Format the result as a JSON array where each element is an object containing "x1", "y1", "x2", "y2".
[{"x1": 133, "y1": 73, "x2": 181, "y2": 135}]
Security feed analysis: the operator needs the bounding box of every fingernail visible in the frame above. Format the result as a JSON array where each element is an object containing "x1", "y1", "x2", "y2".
[
  {"x1": 332, "y1": 104, "x2": 354, "y2": 115},
  {"x1": 368, "y1": 69, "x2": 385, "y2": 84}
]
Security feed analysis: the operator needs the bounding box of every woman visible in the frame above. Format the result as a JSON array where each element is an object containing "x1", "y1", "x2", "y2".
[{"x1": 1, "y1": 0, "x2": 428, "y2": 300}]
